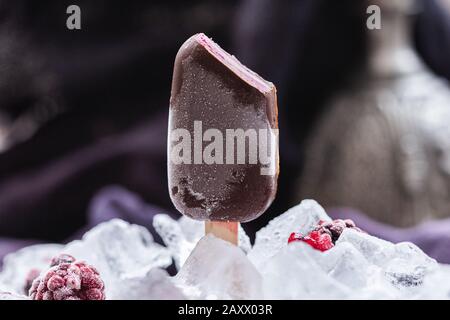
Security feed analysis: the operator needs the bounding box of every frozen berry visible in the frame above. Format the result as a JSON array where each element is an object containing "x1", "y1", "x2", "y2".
[
  {"x1": 50, "y1": 253, "x2": 75, "y2": 267},
  {"x1": 288, "y1": 230, "x2": 334, "y2": 252},
  {"x1": 288, "y1": 232, "x2": 303, "y2": 243},
  {"x1": 308, "y1": 230, "x2": 334, "y2": 251},
  {"x1": 344, "y1": 219, "x2": 356, "y2": 228},
  {"x1": 29, "y1": 254, "x2": 105, "y2": 300},
  {"x1": 315, "y1": 218, "x2": 363, "y2": 242},
  {"x1": 288, "y1": 219, "x2": 363, "y2": 252}
]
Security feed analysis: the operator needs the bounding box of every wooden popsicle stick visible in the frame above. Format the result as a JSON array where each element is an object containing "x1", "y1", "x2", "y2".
[{"x1": 205, "y1": 221, "x2": 239, "y2": 245}]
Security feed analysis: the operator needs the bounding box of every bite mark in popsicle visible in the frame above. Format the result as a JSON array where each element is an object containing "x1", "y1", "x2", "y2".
[{"x1": 168, "y1": 33, "x2": 279, "y2": 244}]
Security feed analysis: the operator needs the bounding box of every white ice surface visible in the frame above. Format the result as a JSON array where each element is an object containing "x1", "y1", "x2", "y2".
[
  {"x1": 0, "y1": 219, "x2": 182, "y2": 300},
  {"x1": 1, "y1": 200, "x2": 450, "y2": 300},
  {"x1": 248, "y1": 199, "x2": 330, "y2": 269},
  {"x1": 153, "y1": 214, "x2": 251, "y2": 270},
  {"x1": 174, "y1": 234, "x2": 262, "y2": 299}
]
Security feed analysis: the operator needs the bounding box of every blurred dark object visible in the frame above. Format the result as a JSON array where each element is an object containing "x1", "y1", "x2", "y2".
[
  {"x1": 0, "y1": 0, "x2": 237, "y2": 241},
  {"x1": 297, "y1": 0, "x2": 450, "y2": 226},
  {"x1": 234, "y1": 0, "x2": 450, "y2": 230},
  {"x1": 233, "y1": 0, "x2": 368, "y2": 232},
  {"x1": 415, "y1": 0, "x2": 450, "y2": 80}
]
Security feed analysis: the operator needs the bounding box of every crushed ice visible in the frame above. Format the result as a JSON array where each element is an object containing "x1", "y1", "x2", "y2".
[{"x1": 1, "y1": 200, "x2": 450, "y2": 299}]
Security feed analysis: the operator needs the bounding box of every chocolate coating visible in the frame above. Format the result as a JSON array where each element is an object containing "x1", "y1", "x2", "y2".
[{"x1": 168, "y1": 33, "x2": 278, "y2": 222}]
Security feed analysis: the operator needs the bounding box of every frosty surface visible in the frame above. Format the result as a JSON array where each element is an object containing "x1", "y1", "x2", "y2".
[{"x1": 168, "y1": 33, "x2": 279, "y2": 222}]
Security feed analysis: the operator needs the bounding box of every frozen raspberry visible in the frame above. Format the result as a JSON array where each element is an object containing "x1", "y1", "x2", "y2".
[
  {"x1": 288, "y1": 232, "x2": 303, "y2": 243},
  {"x1": 29, "y1": 254, "x2": 105, "y2": 300},
  {"x1": 288, "y1": 219, "x2": 363, "y2": 251},
  {"x1": 316, "y1": 219, "x2": 364, "y2": 242},
  {"x1": 288, "y1": 230, "x2": 334, "y2": 251},
  {"x1": 50, "y1": 253, "x2": 75, "y2": 267}
]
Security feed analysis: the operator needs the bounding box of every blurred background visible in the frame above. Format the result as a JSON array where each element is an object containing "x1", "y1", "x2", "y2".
[{"x1": 0, "y1": 0, "x2": 450, "y2": 264}]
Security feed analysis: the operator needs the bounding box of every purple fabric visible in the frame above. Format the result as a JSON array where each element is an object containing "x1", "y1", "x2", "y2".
[
  {"x1": 328, "y1": 208, "x2": 450, "y2": 264},
  {"x1": 86, "y1": 186, "x2": 178, "y2": 243}
]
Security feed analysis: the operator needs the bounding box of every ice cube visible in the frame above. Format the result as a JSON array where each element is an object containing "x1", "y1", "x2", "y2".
[
  {"x1": 260, "y1": 241, "x2": 350, "y2": 299},
  {"x1": 392, "y1": 242, "x2": 437, "y2": 270},
  {"x1": 0, "y1": 219, "x2": 181, "y2": 300},
  {"x1": 153, "y1": 215, "x2": 251, "y2": 270},
  {"x1": 153, "y1": 214, "x2": 193, "y2": 270},
  {"x1": 65, "y1": 219, "x2": 171, "y2": 277},
  {"x1": 417, "y1": 265, "x2": 450, "y2": 299},
  {"x1": 0, "y1": 244, "x2": 63, "y2": 295},
  {"x1": 384, "y1": 242, "x2": 437, "y2": 290},
  {"x1": 336, "y1": 228, "x2": 396, "y2": 266},
  {"x1": 178, "y1": 215, "x2": 204, "y2": 243},
  {"x1": 321, "y1": 242, "x2": 372, "y2": 289},
  {"x1": 333, "y1": 229, "x2": 442, "y2": 297},
  {"x1": 354, "y1": 275, "x2": 399, "y2": 299},
  {"x1": 108, "y1": 268, "x2": 185, "y2": 300},
  {"x1": 174, "y1": 234, "x2": 262, "y2": 299},
  {"x1": 2, "y1": 201, "x2": 450, "y2": 300},
  {"x1": 63, "y1": 219, "x2": 173, "y2": 299},
  {"x1": 248, "y1": 200, "x2": 331, "y2": 268},
  {"x1": 256, "y1": 216, "x2": 447, "y2": 299}
]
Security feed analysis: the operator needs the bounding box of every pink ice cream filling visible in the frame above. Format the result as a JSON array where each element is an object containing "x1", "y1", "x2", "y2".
[{"x1": 195, "y1": 33, "x2": 274, "y2": 94}]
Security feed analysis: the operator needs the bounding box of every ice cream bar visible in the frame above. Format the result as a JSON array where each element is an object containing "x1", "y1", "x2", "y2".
[{"x1": 168, "y1": 33, "x2": 278, "y2": 224}]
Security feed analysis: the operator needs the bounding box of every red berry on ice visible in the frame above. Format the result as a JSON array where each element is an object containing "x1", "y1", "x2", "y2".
[
  {"x1": 288, "y1": 230, "x2": 334, "y2": 251},
  {"x1": 301, "y1": 230, "x2": 334, "y2": 252},
  {"x1": 288, "y1": 219, "x2": 363, "y2": 252},
  {"x1": 288, "y1": 232, "x2": 303, "y2": 243},
  {"x1": 29, "y1": 254, "x2": 105, "y2": 300}
]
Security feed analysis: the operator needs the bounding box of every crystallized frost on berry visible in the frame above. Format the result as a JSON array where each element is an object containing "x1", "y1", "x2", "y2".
[
  {"x1": 50, "y1": 253, "x2": 75, "y2": 267},
  {"x1": 288, "y1": 219, "x2": 363, "y2": 251},
  {"x1": 29, "y1": 254, "x2": 105, "y2": 300},
  {"x1": 288, "y1": 230, "x2": 334, "y2": 252}
]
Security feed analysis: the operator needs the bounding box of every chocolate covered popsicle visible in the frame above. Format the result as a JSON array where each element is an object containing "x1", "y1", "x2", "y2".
[{"x1": 168, "y1": 33, "x2": 278, "y2": 242}]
